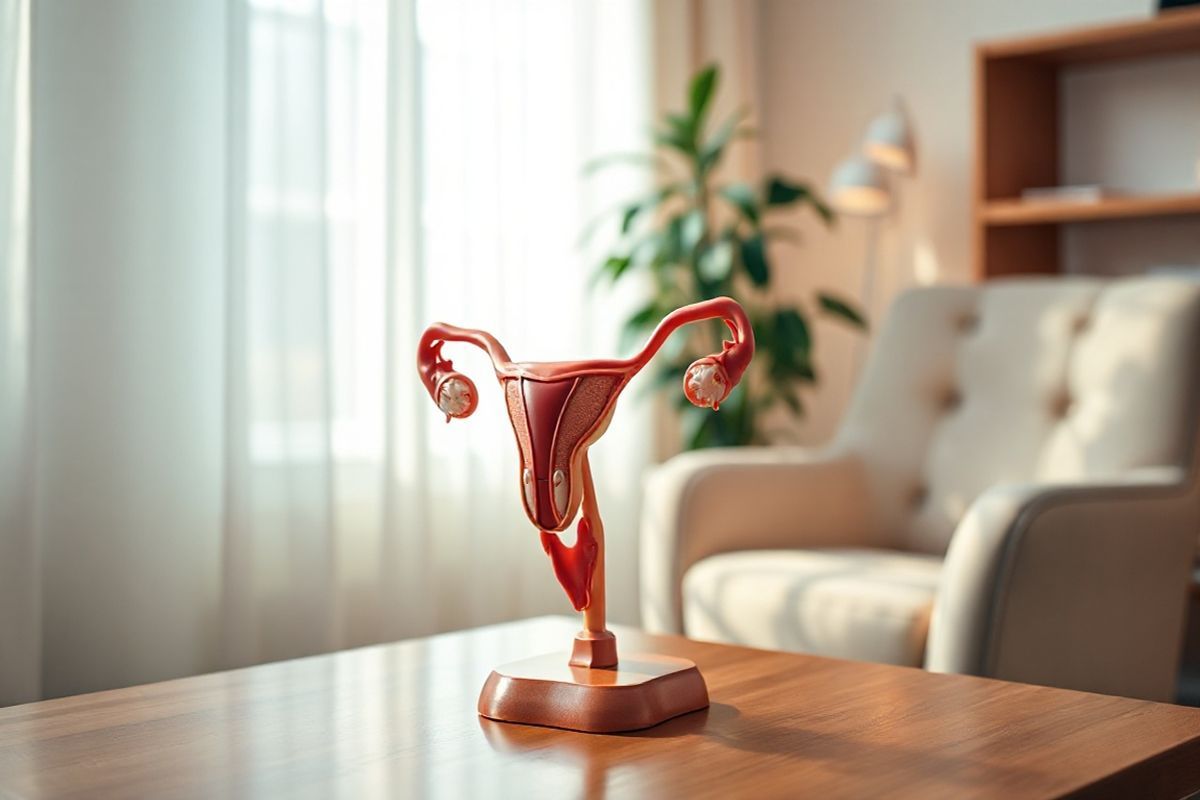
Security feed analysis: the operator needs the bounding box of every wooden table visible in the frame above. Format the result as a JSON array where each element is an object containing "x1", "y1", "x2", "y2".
[{"x1": 2, "y1": 616, "x2": 1199, "y2": 799}]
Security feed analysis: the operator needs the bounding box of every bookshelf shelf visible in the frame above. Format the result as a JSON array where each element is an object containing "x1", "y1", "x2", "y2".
[
  {"x1": 981, "y1": 193, "x2": 1200, "y2": 226},
  {"x1": 980, "y1": 9, "x2": 1200, "y2": 64},
  {"x1": 973, "y1": 10, "x2": 1200, "y2": 278}
]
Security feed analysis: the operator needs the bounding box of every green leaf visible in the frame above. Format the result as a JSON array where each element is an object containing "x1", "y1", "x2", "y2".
[
  {"x1": 659, "y1": 215, "x2": 686, "y2": 266},
  {"x1": 661, "y1": 328, "x2": 689, "y2": 360},
  {"x1": 679, "y1": 381, "x2": 759, "y2": 449},
  {"x1": 618, "y1": 184, "x2": 686, "y2": 237},
  {"x1": 688, "y1": 65, "x2": 719, "y2": 130},
  {"x1": 764, "y1": 307, "x2": 815, "y2": 390},
  {"x1": 698, "y1": 239, "x2": 734, "y2": 282},
  {"x1": 768, "y1": 357, "x2": 815, "y2": 383},
  {"x1": 667, "y1": 112, "x2": 693, "y2": 137},
  {"x1": 655, "y1": 117, "x2": 695, "y2": 156},
  {"x1": 774, "y1": 308, "x2": 812, "y2": 352},
  {"x1": 620, "y1": 204, "x2": 641, "y2": 235},
  {"x1": 764, "y1": 175, "x2": 835, "y2": 225},
  {"x1": 719, "y1": 182, "x2": 759, "y2": 225},
  {"x1": 654, "y1": 361, "x2": 687, "y2": 387},
  {"x1": 680, "y1": 209, "x2": 706, "y2": 252},
  {"x1": 740, "y1": 235, "x2": 769, "y2": 286},
  {"x1": 808, "y1": 193, "x2": 836, "y2": 225},
  {"x1": 684, "y1": 406, "x2": 715, "y2": 450},
  {"x1": 693, "y1": 270, "x2": 723, "y2": 301},
  {"x1": 624, "y1": 302, "x2": 660, "y2": 329},
  {"x1": 600, "y1": 255, "x2": 632, "y2": 283},
  {"x1": 818, "y1": 292, "x2": 869, "y2": 329},
  {"x1": 579, "y1": 184, "x2": 683, "y2": 249},
  {"x1": 765, "y1": 176, "x2": 810, "y2": 205},
  {"x1": 621, "y1": 302, "x2": 664, "y2": 352},
  {"x1": 697, "y1": 108, "x2": 749, "y2": 174},
  {"x1": 630, "y1": 232, "x2": 666, "y2": 269}
]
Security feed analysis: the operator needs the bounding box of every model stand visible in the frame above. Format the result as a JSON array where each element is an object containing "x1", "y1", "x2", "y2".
[{"x1": 417, "y1": 297, "x2": 754, "y2": 733}]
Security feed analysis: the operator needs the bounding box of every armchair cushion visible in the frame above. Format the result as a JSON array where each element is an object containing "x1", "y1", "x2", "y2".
[
  {"x1": 683, "y1": 548, "x2": 941, "y2": 667},
  {"x1": 640, "y1": 447, "x2": 876, "y2": 634}
]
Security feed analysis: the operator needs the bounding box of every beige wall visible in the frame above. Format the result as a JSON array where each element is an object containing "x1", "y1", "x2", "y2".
[{"x1": 758, "y1": 0, "x2": 1200, "y2": 446}]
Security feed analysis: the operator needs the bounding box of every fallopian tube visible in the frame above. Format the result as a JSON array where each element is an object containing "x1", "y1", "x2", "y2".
[{"x1": 416, "y1": 297, "x2": 754, "y2": 667}]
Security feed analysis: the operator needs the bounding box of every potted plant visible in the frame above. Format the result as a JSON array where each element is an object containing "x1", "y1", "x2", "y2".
[{"x1": 590, "y1": 64, "x2": 867, "y2": 449}]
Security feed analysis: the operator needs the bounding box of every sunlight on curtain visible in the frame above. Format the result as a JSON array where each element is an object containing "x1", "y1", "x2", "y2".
[
  {"x1": 406, "y1": 0, "x2": 654, "y2": 634},
  {"x1": 225, "y1": 0, "x2": 652, "y2": 667},
  {"x1": 0, "y1": 0, "x2": 35, "y2": 705}
]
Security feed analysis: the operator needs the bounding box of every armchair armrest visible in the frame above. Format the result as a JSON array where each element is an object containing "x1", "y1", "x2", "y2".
[
  {"x1": 639, "y1": 446, "x2": 873, "y2": 633},
  {"x1": 927, "y1": 467, "x2": 1198, "y2": 701}
]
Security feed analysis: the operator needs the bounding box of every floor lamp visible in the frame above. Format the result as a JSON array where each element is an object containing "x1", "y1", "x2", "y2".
[{"x1": 828, "y1": 97, "x2": 917, "y2": 380}]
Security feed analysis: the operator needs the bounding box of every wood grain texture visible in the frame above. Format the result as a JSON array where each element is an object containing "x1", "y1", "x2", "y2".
[
  {"x1": 979, "y1": 58, "x2": 1058, "y2": 203},
  {"x1": 974, "y1": 49, "x2": 1059, "y2": 278},
  {"x1": 980, "y1": 8, "x2": 1200, "y2": 64},
  {"x1": 979, "y1": 224, "x2": 1060, "y2": 279},
  {"x1": 982, "y1": 193, "x2": 1200, "y2": 226},
  {"x1": 1, "y1": 616, "x2": 1199, "y2": 799}
]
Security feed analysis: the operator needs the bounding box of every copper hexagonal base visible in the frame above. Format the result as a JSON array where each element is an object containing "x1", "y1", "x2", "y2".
[{"x1": 478, "y1": 652, "x2": 709, "y2": 734}]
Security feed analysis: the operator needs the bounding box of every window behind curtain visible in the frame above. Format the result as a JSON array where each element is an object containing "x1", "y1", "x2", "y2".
[{"x1": 232, "y1": 0, "x2": 653, "y2": 644}]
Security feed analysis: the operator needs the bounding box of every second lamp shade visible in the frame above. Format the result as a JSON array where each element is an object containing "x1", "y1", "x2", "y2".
[
  {"x1": 863, "y1": 98, "x2": 916, "y2": 174},
  {"x1": 828, "y1": 156, "x2": 890, "y2": 217}
]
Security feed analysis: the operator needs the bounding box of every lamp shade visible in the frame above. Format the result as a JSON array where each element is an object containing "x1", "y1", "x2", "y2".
[
  {"x1": 863, "y1": 97, "x2": 916, "y2": 174},
  {"x1": 828, "y1": 155, "x2": 890, "y2": 217}
]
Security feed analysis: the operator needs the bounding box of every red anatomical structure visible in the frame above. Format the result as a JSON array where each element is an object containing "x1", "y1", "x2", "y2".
[{"x1": 417, "y1": 297, "x2": 754, "y2": 732}]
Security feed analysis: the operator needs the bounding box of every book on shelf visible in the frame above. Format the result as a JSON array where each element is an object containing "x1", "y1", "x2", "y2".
[{"x1": 1019, "y1": 185, "x2": 1117, "y2": 204}]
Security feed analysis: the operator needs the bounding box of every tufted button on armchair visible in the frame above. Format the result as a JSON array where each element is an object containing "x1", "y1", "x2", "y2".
[{"x1": 640, "y1": 276, "x2": 1200, "y2": 701}]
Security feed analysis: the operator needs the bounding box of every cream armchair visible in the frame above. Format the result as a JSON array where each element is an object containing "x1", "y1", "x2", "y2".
[{"x1": 641, "y1": 276, "x2": 1200, "y2": 701}]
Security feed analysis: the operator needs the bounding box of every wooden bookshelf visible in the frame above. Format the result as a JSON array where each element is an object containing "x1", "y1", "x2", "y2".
[{"x1": 973, "y1": 10, "x2": 1200, "y2": 278}]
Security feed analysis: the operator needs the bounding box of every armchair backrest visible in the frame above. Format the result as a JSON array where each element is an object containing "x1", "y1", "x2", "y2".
[{"x1": 835, "y1": 276, "x2": 1200, "y2": 555}]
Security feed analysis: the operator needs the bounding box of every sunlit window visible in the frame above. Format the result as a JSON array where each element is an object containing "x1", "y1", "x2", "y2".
[
  {"x1": 245, "y1": 0, "x2": 388, "y2": 463},
  {"x1": 243, "y1": 0, "x2": 648, "y2": 470}
]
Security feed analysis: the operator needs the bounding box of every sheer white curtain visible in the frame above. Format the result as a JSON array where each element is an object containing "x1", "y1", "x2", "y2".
[
  {"x1": 0, "y1": 0, "x2": 34, "y2": 706},
  {"x1": 222, "y1": 0, "x2": 653, "y2": 667},
  {"x1": 1, "y1": 0, "x2": 650, "y2": 703}
]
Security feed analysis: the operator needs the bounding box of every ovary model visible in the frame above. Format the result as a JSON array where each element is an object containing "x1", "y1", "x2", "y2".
[{"x1": 417, "y1": 297, "x2": 754, "y2": 732}]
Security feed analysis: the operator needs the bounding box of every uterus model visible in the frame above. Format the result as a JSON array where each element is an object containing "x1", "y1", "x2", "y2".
[{"x1": 417, "y1": 297, "x2": 754, "y2": 732}]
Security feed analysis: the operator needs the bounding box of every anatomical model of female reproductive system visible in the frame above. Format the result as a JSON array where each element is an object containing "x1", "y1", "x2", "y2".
[{"x1": 416, "y1": 297, "x2": 754, "y2": 732}]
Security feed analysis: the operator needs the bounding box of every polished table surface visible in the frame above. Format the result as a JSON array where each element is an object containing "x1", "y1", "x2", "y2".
[{"x1": 2, "y1": 616, "x2": 1200, "y2": 799}]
